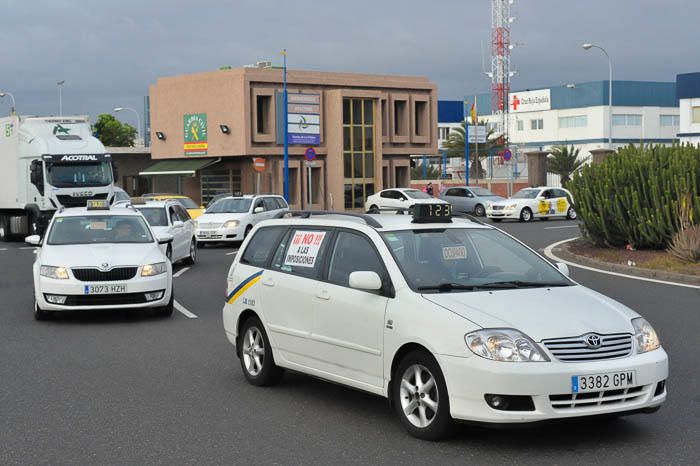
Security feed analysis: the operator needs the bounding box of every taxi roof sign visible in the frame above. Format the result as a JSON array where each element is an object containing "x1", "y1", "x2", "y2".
[
  {"x1": 412, "y1": 203, "x2": 453, "y2": 224},
  {"x1": 130, "y1": 197, "x2": 147, "y2": 205},
  {"x1": 86, "y1": 199, "x2": 110, "y2": 210}
]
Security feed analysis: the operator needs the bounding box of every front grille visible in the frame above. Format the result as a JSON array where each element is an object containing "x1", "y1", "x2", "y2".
[
  {"x1": 198, "y1": 223, "x2": 223, "y2": 230},
  {"x1": 57, "y1": 291, "x2": 164, "y2": 306},
  {"x1": 56, "y1": 192, "x2": 108, "y2": 208},
  {"x1": 491, "y1": 205, "x2": 505, "y2": 211},
  {"x1": 549, "y1": 385, "x2": 648, "y2": 410},
  {"x1": 72, "y1": 267, "x2": 138, "y2": 282},
  {"x1": 542, "y1": 333, "x2": 633, "y2": 362}
]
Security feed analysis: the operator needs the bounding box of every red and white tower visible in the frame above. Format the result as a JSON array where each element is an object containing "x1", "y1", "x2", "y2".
[{"x1": 490, "y1": 0, "x2": 515, "y2": 140}]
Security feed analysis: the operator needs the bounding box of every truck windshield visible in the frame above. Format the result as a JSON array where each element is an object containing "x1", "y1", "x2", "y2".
[{"x1": 46, "y1": 161, "x2": 112, "y2": 187}]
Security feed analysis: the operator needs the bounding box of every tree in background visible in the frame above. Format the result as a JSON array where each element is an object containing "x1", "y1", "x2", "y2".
[
  {"x1": 441, "y1": 120, "x2": 506, "y2": 181},
  {"x1": 410, "y1": 161, "x2": 443, "y2": 180},
  {"x1": 547, "y1": 144, "x2": 587, "y2": 186},
  {"x1": 93, "y1": 114, "x2": 137, "y2": 147}
]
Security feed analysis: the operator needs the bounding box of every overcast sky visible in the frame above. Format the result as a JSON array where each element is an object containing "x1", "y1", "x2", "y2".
[{"x1": 1, "y1": 0, "x2": 697, "y2": 127}]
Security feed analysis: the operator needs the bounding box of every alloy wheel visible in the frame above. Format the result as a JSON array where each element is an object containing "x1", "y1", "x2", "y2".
[
  {"x1": 242, "y1": 326, "x2": 265, "y2": 376},
  {"x1": 399, "y1": 364, "x2": 439, "y2": 428}
]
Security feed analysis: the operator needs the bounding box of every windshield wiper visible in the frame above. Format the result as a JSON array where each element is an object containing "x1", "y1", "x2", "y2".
[
  {"x1": 417, "y1": 283, "x2": 478, "y2": 292},
  {"x1": 478, "y1": 280, "x2": 571, "y2": 289}
]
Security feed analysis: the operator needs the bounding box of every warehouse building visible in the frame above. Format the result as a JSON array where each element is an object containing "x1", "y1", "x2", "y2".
[{"x1": 677, "y1": 72, "x2": 700, "y2": 145}]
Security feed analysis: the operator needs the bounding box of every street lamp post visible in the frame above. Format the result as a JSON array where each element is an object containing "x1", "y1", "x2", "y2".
[
  {"x1": 114, "y1": 107, "x2": 142, "y2": 146},
  {"x1": 282, "y1": 49, "x2": 289, "y2": 203},
  {"x1": 0, "y1": 92, "x2": 16, "y2": 115},
  {"x1": 57, "y1": 80, "x2": 65, "y2": 116},
  {"x1": 582, "y1": 43, "x2": 613, "y2": 149}
]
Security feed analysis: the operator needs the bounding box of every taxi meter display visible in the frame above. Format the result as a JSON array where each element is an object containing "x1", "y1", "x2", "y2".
[{"x1": 284, "y1": 230, "x2": 327, "y2": 268}]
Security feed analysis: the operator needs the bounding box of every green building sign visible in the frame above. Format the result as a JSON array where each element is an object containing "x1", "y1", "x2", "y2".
[{"x1": 184, "y1": 113, "x2": 208, "y2": 155}]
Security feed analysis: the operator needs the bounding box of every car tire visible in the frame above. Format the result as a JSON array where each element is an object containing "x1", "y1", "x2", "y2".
[
  {"x1": 490, "y1": 218, "x2": 502, "y2": 223},
  {"x1": 238, "y1": 316, "x2": 284, "y2": 386},
  {"x1": 34, "y1": 300, "x2": 50, "y2": 321},
  {"x1": 157, "y1": 289, "x2": 174, "y2": 317},
  {"x1": 183, "y1": 239, "x2": 197, "y2": 265},
  {"x1": 474, "y1": 204, "x2": 486, "y2": 217},
  {"x1": 519, "y1": 207, "x2": 533, "y2": 222},
  {"x1": 244, "y1": 225, "x2": 252, "y2": 239},
  {"x1": 566, "y1": 206, "x2": 577, "y2": 220},
  {"x1": 369, "y1": 204, "x2": 379, "y2": 212},
  {"x1": 393, "y1": 350, "x2": 453, "y2": 441}
]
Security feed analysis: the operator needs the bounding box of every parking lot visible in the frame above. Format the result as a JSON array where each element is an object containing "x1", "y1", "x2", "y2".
[{"x1": 2, "y1": 218, "x2": 698, "y2": 464}]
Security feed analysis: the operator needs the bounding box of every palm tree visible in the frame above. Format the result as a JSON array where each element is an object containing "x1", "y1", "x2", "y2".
[
  {"x1": 546, "y1": 144, "x2": 588, "y2": 186},
  {"x1": 410, "y1": 161, "x2": 443, "y2": 180},
  {"x1": 441, "y1": 120, "x2": 506, "y2": 182}
]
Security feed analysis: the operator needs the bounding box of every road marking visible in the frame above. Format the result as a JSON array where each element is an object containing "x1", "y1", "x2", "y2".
[
  {"x1": 544, "y1": 237, "x2": 700, "y2": 290},
  {"x1": 19, "y1": 247, "x2": 36, "y2": 250},
  {"x1": 226, "y1": 250, "x2": 239, "y2": 256},
  {"x1": 544, "y1": 225, "x2": 580, "y2": 230},
  {"x1": 173, "y1": 267, "x2": 190, "y2": 278},
  {"x1": 174, "y1": 300, "x2": 198, "y2": 318},
  {"x1": 0, "y1": 248, "x2": 7, "y2": 251}
]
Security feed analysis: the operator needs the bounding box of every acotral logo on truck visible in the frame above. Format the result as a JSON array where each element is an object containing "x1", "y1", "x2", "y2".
[{"x1": 60, "y1": 155, "x2": 98, "y2": 161}]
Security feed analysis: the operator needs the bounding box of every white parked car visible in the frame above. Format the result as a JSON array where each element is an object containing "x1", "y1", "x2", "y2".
[
  {"x1": 365, "y1": 188, "x2": 447, "y2": 212},
  {"x1": 222, "y1": 205, "x2": 667, "y2": 440},
  {"x1": 486, "y1": 186, "x2": 577, "y2": 222},
  {"x1": 131, "y1": 199, "x2": 197, "y2": 265},
  {"x1": 27, "y1": 200, "x2": 174, "y2": 320},
  {"x1": 195, "y1": 194, "x2": 289, "y2": 244}
]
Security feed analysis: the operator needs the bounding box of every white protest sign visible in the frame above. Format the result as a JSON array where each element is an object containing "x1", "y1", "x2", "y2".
[{"x1": 284, "y1": 231, "x2": 327, "y2": 268}]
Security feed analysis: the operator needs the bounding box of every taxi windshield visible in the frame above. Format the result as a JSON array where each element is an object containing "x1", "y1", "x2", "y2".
[
  {"x1": 512, "y1": 189, "x2": 540, "y2": 199},
  {"x1": 47, "y1": 216, "x2": 154, "y2": 245},
  {"x1": 207, "y1": 198, "x2": 252, "y2": 213},
  {"x1": 136, "y1": 207, "x2": 168, "y2": 227},
  {"x1": 173, "y1": 198, "x2": 199, "y2": 209},
  {"x1": 381, "y1": 228, "x2": 571, "y2": 292}
]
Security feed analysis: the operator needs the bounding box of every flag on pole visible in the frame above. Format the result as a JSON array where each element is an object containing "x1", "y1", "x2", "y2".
[{"x1": 471, "y1": 102, "x2": 477, "y2": 124}]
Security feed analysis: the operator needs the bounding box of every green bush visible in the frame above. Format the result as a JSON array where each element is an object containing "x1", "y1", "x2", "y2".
[{"x1": 569, "y1": 144, "x2": 700, "y2": 249}]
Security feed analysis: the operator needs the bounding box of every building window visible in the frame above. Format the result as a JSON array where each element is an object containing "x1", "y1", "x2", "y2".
[
  {"x1": 256, "y1": 95, "x2": 272, "y2": 134},
  {"x1": 517, "y1": 120, "x2": 523, "y2": 131},
  {"x1": 692, "y1": 106, "x2": 700, "y2": 124},
  {"x1": 558, "y1": 115, "x2": 588, "y2": 128},
  {"x1": 414, "y1": 100, "x2": 428, "y2": 137},
  {"x1": 530, "y1": 119, "x2": 543, "y2": 130},
  {"x1": 660, "y1": 115, "x2": 680, "y2": 127},
  {"x1": 394, "y1": 100, "x2": 408, "y2": 136},
  {"x1": 612, "y1": 114, "x2": 642, "y2": 126},
  {"x1": 438, "y1": 127, "x2": 451, "y2": 140},
  {"x1": 381, "y1": 98, "x2": 389, "y2": 138},
  {"x1": 200, "y1": 168, "x2": 241, "y2": 205},
  {"x1": 343, "y1": 98, "x2": 375, "y2": 209}
]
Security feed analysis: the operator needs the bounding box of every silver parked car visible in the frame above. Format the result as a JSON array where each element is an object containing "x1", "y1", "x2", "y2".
[{"x1": 438, "y1": 186, "x2": 504, "y2": 217}]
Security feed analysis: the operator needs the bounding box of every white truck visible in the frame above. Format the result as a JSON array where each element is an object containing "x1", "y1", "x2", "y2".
[{"x1": 0, "y1": 115, "x2": 116, "y2": 240}]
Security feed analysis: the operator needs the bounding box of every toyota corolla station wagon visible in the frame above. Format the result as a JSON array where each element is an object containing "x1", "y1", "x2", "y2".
[{"x1": 221, "y1": 205, "x2": 667, "y2": 440}]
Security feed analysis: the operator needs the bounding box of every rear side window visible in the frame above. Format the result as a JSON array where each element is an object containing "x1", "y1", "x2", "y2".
[
  {"x1": 240, "y1": 227, "x2": 286, "y2": 267},
  {"x1": 271, "y1": 228, "x2": 332, "y2": 279},
  {"x1": 328, "y1": 231, "x2": 385, "y2": 288}
]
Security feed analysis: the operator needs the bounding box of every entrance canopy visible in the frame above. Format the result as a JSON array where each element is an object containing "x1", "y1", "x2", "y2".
[{"x1": 139, "y1": 158, "x2": 219, "y2": 176}]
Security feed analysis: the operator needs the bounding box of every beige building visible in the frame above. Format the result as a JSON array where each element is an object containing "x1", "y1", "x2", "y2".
[{"x1": 146, "y1": 67, "x2": 437, "y2": 209}]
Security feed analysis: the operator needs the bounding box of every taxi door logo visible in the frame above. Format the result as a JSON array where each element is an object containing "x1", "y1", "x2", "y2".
[{"x1": 183, "y1": 113, "x2": 208, "y2": 156}]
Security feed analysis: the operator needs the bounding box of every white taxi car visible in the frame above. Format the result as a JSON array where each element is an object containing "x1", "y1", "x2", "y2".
[
  {"x1": 365, "y1": 188, "x2": 448, "y2": 212},
  {"x1": 222, "y1": 204, "x2": 667, "y2": 440},
  {"x1": 131, "y1": 199, "x2": 197, "y2": 265},
  {"x1": 27, "y1": 200, "x2": 174, "y2": 320},
  {"x1": 486, "y1": 186, "x2": 577, "y2": 222},
  {"x1": 195, "y1": 194, "x2": 288, "y2": 244}
]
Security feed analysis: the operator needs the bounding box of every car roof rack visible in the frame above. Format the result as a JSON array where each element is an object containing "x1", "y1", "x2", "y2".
[
  {"x1": 365, "y1": 206, "x2": 486, "y2": 226},
  {"x1": 273, "y1": 210, "x2": 383, "y2": 228}
]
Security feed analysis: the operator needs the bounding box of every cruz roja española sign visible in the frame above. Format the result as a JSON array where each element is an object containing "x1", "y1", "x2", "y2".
[{"x1": 184, "y1": 113, "x2": 208, "y2": 155}]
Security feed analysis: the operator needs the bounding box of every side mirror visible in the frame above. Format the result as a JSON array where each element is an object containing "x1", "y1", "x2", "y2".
[
  {"x1": 111, "y1": 161, "x2": 119, "y2": 182},
  {"x1": 172, "y1": 220, "x2": 184, "y2": 228},
  {"x1": 25, "y1": 235, "x2": 41, "y2": 246},
  {"x1": 556, "y1": 262, "x2": 570, "y2": 277},
  {"x1": 254, "y1": 206, "x2": 264, "y2": 214},
  {"x1": 349, "y1": 271, "x2": 382, "y2": 291},
  {"x1": 157, "y1": 233, "x2": 174, "y2": 245}
]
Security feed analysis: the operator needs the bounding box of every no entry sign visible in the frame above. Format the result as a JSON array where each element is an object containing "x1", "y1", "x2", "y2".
[{"x1": 253, "y1": 157, "x2": 266, "y2": 172}]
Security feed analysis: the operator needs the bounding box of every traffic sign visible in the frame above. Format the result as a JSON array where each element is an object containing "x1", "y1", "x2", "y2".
[
  {"x1": 467, "y1": 126, "x2": 487, "y2": 144},
  {"x1": 304, "y1": 147, "x2": 316, "y2": 161},
  {"x1": 503, "y1": 148, "x2": 512, "y2": 162},
  {"x1": 253, "y1": 157, "x2": 266, "y2": 173}
]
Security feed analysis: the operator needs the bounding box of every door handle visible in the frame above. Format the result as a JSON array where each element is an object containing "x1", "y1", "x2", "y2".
[
  {"x1": 262, "y1": 278, "x2": 275, "y2": 287},
  {"x1": 315, "y1": 289, "x2": 330, "y2": 300}
]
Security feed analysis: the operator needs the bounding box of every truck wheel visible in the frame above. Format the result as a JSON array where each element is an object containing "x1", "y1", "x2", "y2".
[{"x1": 0, "y1": 216, "x2": 9, "y2": 242}]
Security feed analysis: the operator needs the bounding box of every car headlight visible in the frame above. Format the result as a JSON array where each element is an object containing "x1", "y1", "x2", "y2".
[
  {"x1": 40, "y1": 265, "x2": 69, "y2": 279},
  {"x1": 141, "y1": 262, "x2": 167, "y2": 277},
  {"x1": 222, "y1": 220, "x2": 239, "y2": 228},
  {"x1": 632, "y1": 317, "x2": 660, "y2": 353},
  {"x1": 505, "y1": 204, "x2": 518, "y2": 211},
  {"x1": 465, "y1": 329, "x2": 549, "y2": 362}
]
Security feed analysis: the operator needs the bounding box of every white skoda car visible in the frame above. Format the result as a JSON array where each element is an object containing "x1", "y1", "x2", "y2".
[
  {"x1": 222, "y1": 205, "x2": 667, "y2": 440},
  {"x1": 28, "y1": 201, "x2": 174, "y2": 320}
]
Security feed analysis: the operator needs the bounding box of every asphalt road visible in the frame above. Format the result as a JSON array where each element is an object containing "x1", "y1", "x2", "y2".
[{"x1": 1, "y1": 217, "x2": 698, "y2": 465}]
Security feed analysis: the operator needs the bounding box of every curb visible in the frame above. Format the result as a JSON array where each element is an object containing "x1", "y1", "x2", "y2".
[{"x1": 551, "y1": 240, "x2": 700, "y2": 287}]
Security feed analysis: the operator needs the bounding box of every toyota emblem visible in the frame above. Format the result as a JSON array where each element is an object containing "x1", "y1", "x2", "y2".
[{"x1": 584, "y1": 334, "x2": 602, "y2": 349}]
